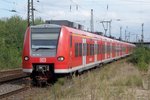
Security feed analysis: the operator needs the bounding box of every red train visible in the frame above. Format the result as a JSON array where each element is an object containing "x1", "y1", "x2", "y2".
[{"x1": 22, "y1": 24, "x2": 135, "y2": 83}]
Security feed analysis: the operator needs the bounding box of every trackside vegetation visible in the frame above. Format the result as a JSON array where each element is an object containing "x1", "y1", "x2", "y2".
[
  {"x1": 129, "y1": 45, "x2": 150, "y2": 72},
  {"x1": 0, "y1": 16, "x2": 43, "y2": 70},
  {"x1": 26, "y1": 59, "x2": 148, "y2": 100}
]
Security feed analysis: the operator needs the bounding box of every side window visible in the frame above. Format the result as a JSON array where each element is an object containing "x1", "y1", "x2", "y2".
[
  {"x1": 102, "y1": 44, "x2": 104, "y2": 54},
  {"x1": 87, "y1": 44, "x2": 89, "y2": 56},
  {"x1": 100, "y1": 44, "x2": 102, "y2": 54},
  {"x1": 90, "y1": 44, "x2": 94, "y2": 55},
  {"x1": 79, "y1": 43, "x2": 82, "y2": 56},
  {"x1": 97, "y1": 44, "x2": 99, "y2": 54},
  {"x1": 75, "y1": 43, "x2": 79, "y2": 57},
  {"x1": 105, "y1": 43, "x2": 107, "y2": 54},
  {"x1": 107, "y1": 45, "x2": 109, "y2": 53},
  {"x1": 70, "y1": 35, "x2": 72, "y2": 48},
  {"x1": 108, "y1": 45, "x2": 110, "y2": 53},
  {"x1": 83, "y1": 43, "x2": 87, "y2": 56},
  {"x1": 90, "y1": 44, "x2": 92, "y2": 55},
  {"x1": 92, "y1": 44, "x2": 94, "y2": 55}
]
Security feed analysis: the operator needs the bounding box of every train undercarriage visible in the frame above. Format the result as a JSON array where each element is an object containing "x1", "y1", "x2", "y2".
[{"x1": 30, "y1": 64, "x2": 56, "y2": 86}]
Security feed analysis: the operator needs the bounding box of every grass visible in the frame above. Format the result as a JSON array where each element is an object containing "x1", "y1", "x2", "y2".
[{"x1": 28, "y1": 58, "x2": 150, "y2": 100}]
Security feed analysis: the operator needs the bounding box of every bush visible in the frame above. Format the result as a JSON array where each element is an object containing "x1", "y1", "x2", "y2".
[
  {"x1": 0, "y1": 16, "x2": 44, "y2": 70},
  {"x1": 129, "y1": 46, "x2": 150, "y2": 72},
  {"x1": 0, "y1": 16, "x2": 27, "y2": 69}
]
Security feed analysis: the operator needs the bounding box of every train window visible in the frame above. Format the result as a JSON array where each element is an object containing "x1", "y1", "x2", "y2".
[
  {"x1": 95, "y1": 44, "x2": 97, "y2": 55},
  {"x1": 75, "y1": 43, "x2": 79, "y2": 57},
  {"x1": 105, "y1": 44, "x2": 107, "y2": 54},
  {"x1": 79, "y1": 43, "x2": 82, "y2": 56},
  {"x1": 70, "y1": 35, "x2": 72, "y2": 48},
  {"x1": 110, "y1": 45, "x2": 111, "y2": 53},
  {"x1": 91, "y1": 44, "x2": 93, "y2": 55},
  {"x1": 108, "y1": 45, "x2": 109, "y2": 53},
  {"x1": 92, "y1": 44, "x2": 94, "y2": 55},
  {"x1": 110, "y1": 44, "x2": 112, "y2": 53},
  {"x1": 90, "y1": 44, "x2": 94, "y2": 55},
  {"x1": 113, "y1": 46, "x2": 115, "y2": 53},
  {"x1": 31, "y1": 27, "x2": 61, "y2": 57},
  {"x1": 83, "y1": 43, "x2": 87, "y2": 56},
  {"x1": 90, "y1": 44, "x2": 91, "y2": 55},
  {"x1": 31, "y1": 28, "x2": 61, "y2": 49},
  {"x1": 97, "y1": 44, "x2": 99, "y2": 54},
  {"x1": 112, "y1": 46, "x2": 114, "y2": 53},
  {"x1": 98, "y1": 44, "x2": 100, "y2": 54},
  {"x1": 87, "y1": 44, "x2": 89, "y2": 56},
  {"x1": 90, "y1": 44, "x2": 92, "y2": 55},
  {"x1": 100, "y1": 44, "x2": 102, "y2": 54},
  {"x1": 102, "y1": 44, "x2": 104, "y2": 54}
]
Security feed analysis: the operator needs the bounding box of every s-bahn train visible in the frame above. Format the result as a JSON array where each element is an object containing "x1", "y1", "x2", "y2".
[{"x1": 22, "y1": 24, "x2": 135, "y2": 83}]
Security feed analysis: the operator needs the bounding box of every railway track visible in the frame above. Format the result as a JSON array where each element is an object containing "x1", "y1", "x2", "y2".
[
  {"x1": 0, "y1": 85, "x2": 29, "y2": 99},
  {"x1": 0, "y1": 69, "x2": 28, "y2": 84},
  {"x1": 0, "y1": 68, "x2": 22, "y2": 74},
  {"x1": 0, "y1": 69, "x2": 30, "y2": 99},
  {"x1": 0, "y1": 59, "x2": 127, "y2": 100}
]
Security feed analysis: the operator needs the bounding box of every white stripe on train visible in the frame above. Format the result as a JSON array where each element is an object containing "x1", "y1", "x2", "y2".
[{"x1": 23, "y1": 54, "x2": 130, "y2": 73}]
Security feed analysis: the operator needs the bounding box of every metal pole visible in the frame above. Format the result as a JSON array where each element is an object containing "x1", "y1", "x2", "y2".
[
  {"x1": 141, "y1": 23, "x2": 144, "y2": 42},
  {"x1": 109, "y1": 20, "x2": 111, "y2": 37},
  {"x1": 125, "y1": 29, "x2": 126, "y2": 41},
  {"x1": 90, "y1": 9, "x2": 94, "y2": 32},
  {"x1": 128, "y1": 32, "x2": 130, "y2": 42},
  {"x1": 27, "y1": 0, "x2": 30, "y2": 26},
  {"x1": 101, "y1": 22, "x2": 108, "y2": 36},
  {"x1": 136, "y1": 34, "x2": 138, "y2": 42},
  {"x1": 31, "y1": 0, "x2": 34, "y2": 25},
  {"x1": 120, "y1": 26, "x2": 122, "y2": 40},
  {"x1": 27, "y1": 0, "x2": 34, "y2": 26}
]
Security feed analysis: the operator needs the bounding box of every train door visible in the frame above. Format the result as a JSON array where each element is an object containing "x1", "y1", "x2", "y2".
[
  {"x1": 119, "y1": 44, "x2": 121, "y2": 56},
  {"x1": 116, "y1": 43, "x2": 118, "y2": 57},
  {"x1": 94, "y1": 41, "x2": 97, "y2": 62},
  {"x1": 118, "y1": 44, "x2": 120, "y2": 56},
  {"x1": 69, "y1": 34, "x2": 73, "y2": 69},
  {"x1": 105, "y1": 40, "x2": 107, "y2": 59},
  {"x1": 82, "y1": 38, "x2": 86, "y2": 67},
  {"x1": 110, "y1": 40, "x2": 112, "y2": 58},
  {"x1": 120, "y1": 44, "x2": 122, "y2": 56}
]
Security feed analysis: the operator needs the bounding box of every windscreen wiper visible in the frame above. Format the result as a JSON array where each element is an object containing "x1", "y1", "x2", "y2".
[{"x1": 35, "y1": 47, "x2": 55, "y2": 51}]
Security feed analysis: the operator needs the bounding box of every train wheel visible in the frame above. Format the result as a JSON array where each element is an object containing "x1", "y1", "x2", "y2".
[{"x1": 47, "y1": 71, "x2": 56, "y2": 84}]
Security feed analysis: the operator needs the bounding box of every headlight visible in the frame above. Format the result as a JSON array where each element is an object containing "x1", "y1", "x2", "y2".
[
  {"x1": 57, "y1": 56, "x2": 65, "y2": 61},
  {"x1": 24, "y1": 56, "x2": 29, "y2": 61}
]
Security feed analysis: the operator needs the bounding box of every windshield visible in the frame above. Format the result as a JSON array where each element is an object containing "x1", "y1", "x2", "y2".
[{"x1": 31, "y1": 27, "x2": 61, "y2": 57}]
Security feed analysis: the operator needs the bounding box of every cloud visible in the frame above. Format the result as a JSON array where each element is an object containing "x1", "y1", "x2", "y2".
[{"x1": 1, "y1": 0, "x2": 150, "y2": 41}]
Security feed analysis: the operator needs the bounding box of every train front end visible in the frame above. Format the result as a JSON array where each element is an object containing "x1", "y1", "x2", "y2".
[{"x1": 22, "y1": 24, "x2": 63, "y2": 83}]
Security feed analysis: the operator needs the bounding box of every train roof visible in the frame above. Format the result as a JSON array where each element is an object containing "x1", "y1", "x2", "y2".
[
  {"x1": 30, "y1": 24, "x2": 61, "y2": 28},
  {"x1": 30, "y1": 24, "x2": 135, "y2": 46},
  {"x1": 63, "y1": 25, "x2": 135, "y2": 46}
]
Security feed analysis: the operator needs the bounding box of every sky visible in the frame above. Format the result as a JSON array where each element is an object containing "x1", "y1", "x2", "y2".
[{"x1": 0, "y1": 0, "x2": 150, "y2": 42}]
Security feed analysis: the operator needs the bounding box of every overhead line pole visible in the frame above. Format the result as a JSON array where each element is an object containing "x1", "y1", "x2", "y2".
[
  {"x1": 128, "y1": 32, "x2": 130, "y2": 42},
  {"x1": 109, "y1": 20, "x2": 112, "y2": 37},
  {"x1": 136, "y1": 34, "x2": 138, "y2": 42},
  {"x1": 141, "y1": 23, "x2": 144, "y2": 43},
  {"x1": 90, "y1": 9, "x2": 94, "y2": 32},
  {"x1": 27, "y1": 0, "x2": 34, "y2": 26},
  {"x1": 120, "y1": 26, "x2": 122, "y2": 40},
  {"x1": 100, "y1": 20, "x2": 111, "y2": 36},
  {"x1": 125, "y1": 26, "x2": 128, "y2": 41},
  {"x1": 31, "y1": 0, "x2": 34, "y2": 25}
]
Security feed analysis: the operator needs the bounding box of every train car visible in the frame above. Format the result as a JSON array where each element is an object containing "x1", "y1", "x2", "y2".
[{"x1": 22, "y1": 24, "x2": 135, "y2": 83}]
